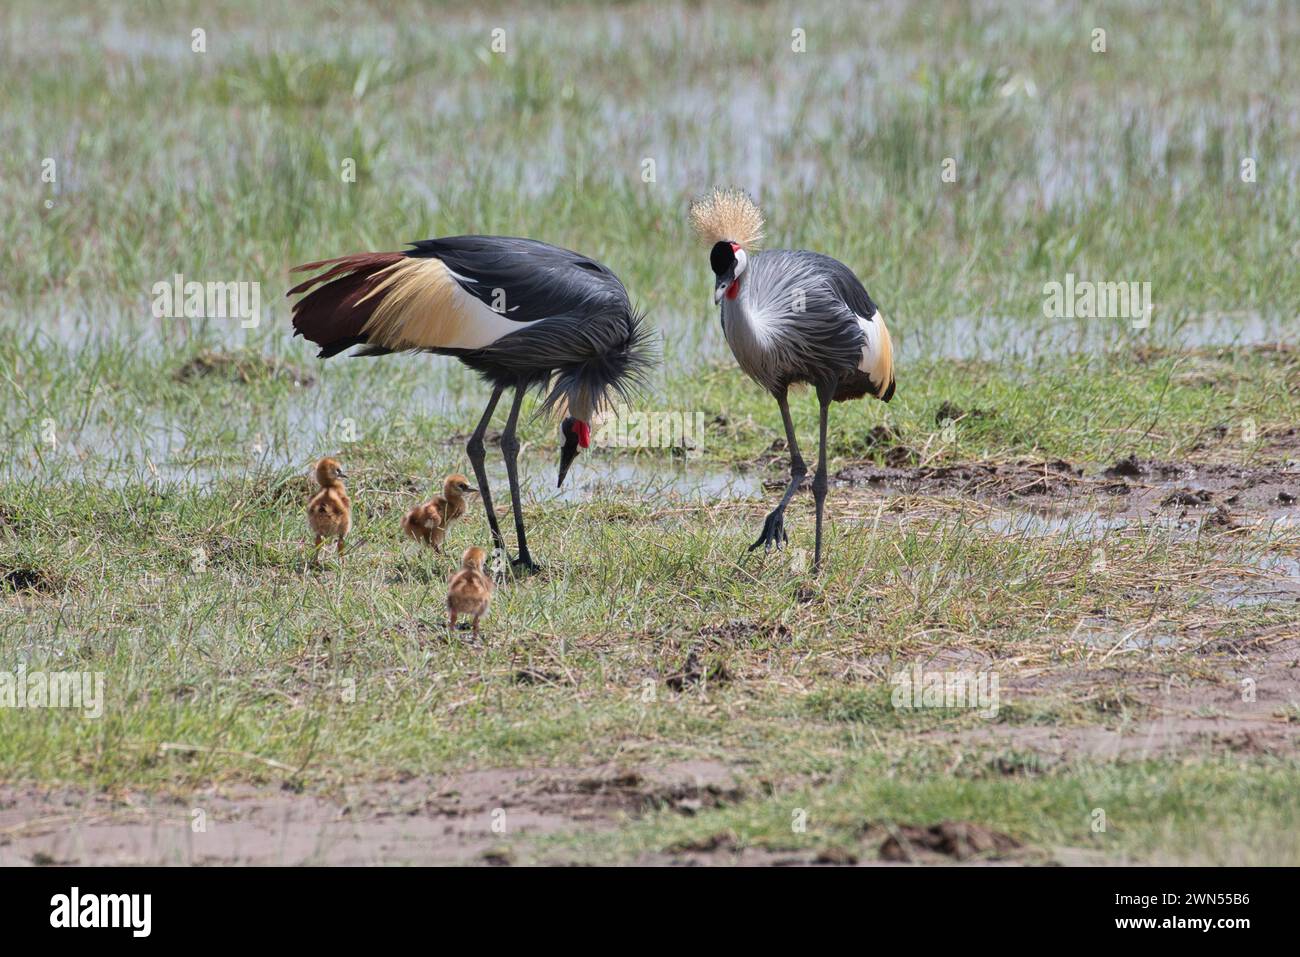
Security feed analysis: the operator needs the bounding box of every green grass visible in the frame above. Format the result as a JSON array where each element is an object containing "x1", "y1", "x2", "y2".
[
  {"x1": 2, "y1": 440, "x2": 1297, "y2": 853},
  {"x1": 1, "y1": 0, "x2": 1298, "y2": 864},
  {"x1": 547, "y1": 756, "x2": 1300, "y2": 865}
]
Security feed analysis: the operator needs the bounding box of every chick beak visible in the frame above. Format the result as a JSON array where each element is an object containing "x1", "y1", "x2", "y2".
[
  {"x1": 557, "y1": 435, "x2": 580, "y2": 489},
  {"x1": 464, "y1": 485, "x2": 478, "y2": 495}
]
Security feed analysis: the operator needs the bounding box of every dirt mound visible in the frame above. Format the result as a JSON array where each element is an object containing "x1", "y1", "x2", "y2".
[
  {"x1": 835, "y1": 458, "x2": 1084, "y2": 500},
  {"x1": 664, "y1": 649, "x2": 732, "y2": 692},
  {"x1": 1, "y1": 565, "x2": 58, "y2": 593},
  {"x1": 876, "y1": 821, "x2": 1024, "y2": 862},
  {"x1": 562, "y1": 763, "x2": 743, "y2": 815}
]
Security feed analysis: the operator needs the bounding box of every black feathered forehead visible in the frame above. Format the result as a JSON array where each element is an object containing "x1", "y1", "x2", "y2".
[{"x1": 709, "y1": 241, "x2": 737, "y2": 276}]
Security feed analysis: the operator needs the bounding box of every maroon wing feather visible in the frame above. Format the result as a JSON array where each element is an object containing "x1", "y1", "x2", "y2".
[{"x1": 287, "y1": 253, "x2": 405, "y2": 357}]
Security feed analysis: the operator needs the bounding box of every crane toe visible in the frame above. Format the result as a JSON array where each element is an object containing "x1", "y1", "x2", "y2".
[
  {"x1": 749, "y1": 509, "x2": 789, "y2": 553},
  {"x1": 510, "y1": 555, "x2": 543, "y2": 575}
]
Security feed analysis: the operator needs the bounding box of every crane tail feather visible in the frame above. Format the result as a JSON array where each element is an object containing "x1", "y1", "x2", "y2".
[
  {"x1": 358, "y1": 257, "x2": 471, "y2": 350},
  {"x1": 872, "y1": 313, "x2": 896, "y2": 402},
  {"x1": 289, "y1": 252, "x2": 478, "y2": 357},
  {"x1": 288, "y1": 253, "x2": 406, "y2": 357}
]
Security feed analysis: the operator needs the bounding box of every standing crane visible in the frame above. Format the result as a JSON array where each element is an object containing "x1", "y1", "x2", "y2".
[
  {"x1": 690, "y1": 189, "x2": 896, "y2": 574},
  {"x1": 288, "y1": 237, "x2": 652, "y2": 571}
]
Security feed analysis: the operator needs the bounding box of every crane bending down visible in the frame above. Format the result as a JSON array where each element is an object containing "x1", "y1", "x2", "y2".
[
  {"x1": 288, "y1": 236, "x2": 653, "y2": 572},
  {"x1": 690, "y1": 189, "x2": 896, "y2": 574}
]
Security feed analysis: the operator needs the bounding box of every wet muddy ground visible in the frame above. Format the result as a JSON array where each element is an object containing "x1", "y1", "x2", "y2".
[
  {"x1": 833, "y1": 442, "x2": 1300, "y2": 527},
  {"x1": 0, "y1": 761, "x2": 1042, "y2": 866},
  {"x1": 0, "y1": 762, "x2": 750, "y2": 866}
]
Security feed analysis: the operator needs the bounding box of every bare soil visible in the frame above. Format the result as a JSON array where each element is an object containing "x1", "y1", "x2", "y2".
[
  {"x1": 0, "y1": 761, "x2": 744, "y2": 866},
  {"x1": 834, "y1": 454, "x2": 1300, "y2": 526},
  {"x1": 921, "y1": 641, "x2": 1300, "y2": 763}
]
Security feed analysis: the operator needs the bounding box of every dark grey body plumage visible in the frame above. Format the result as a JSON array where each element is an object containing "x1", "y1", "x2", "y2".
[{"x1": 719, "y1": 249, "x2": 887, "y2": 401}]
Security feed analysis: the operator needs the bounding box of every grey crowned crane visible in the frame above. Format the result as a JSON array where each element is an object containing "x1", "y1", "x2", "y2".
[
  {"x1": 288, "y1": 236, "x2": 653, "y2": 572},
  {"x1": 690, "y1": 189, "x2": 896, "y2": 574}
]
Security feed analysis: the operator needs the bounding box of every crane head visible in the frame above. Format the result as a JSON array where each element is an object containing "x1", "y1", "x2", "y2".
[
  {"x1": 557, "y1": 416, "x2": 590, "y2": 488},
  {"x1": 710, "y1": 241, "x2": 748, "y2": 304}
]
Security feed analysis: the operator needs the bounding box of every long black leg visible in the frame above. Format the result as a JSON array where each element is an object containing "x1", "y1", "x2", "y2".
[
  {"x1": 812, "y1": 383, "x2": 834, "y2": 574},
  {"x1": 749, "y1": 388, "x2": 806, "y2": 553},
  {"x1": 499, "y1": 384, "x2": 538, "y2": 572},
  {"x1": 466, "y1": 385, "x2": 507, "y2": 555}
]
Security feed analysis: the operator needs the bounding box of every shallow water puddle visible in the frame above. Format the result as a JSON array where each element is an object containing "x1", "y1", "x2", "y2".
[
  {"x1": 1208, "y1": 552, "x2": 1300, "y2": 608},
  {"x1": 4, "y1": 436, "x2": 760, "y2": 504},
  {"x1": 1072, "y1": 622, "x2": 1184, "y2": 654},
  {"x1": 912, "y1": 311, "x2": 1291, "y2": 363},
  {"x1": 977, "y1": 509, "x2": 1128, "y2": 541},
  {"x1": 543, "y1": 456, "x2": 761, "y2": 503}
]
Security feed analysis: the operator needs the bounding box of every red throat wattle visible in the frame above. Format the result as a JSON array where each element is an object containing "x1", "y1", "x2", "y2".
[{"x1": 575, "y1": 420, "x2": 590, "y2": 448}]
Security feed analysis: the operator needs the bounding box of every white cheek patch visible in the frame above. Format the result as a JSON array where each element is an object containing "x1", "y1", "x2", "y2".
[{"x1": 733, "y1": 247, "x2": 748, "y2": 277}]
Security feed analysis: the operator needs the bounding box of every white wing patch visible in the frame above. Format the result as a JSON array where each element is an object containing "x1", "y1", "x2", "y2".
[
  {"x1": 361, "y1": 257, "x2": 542, "y2": 351},
  {"x1": 438, "y1": 265, "x2": 538, "y2": 342},
  {"x1": 450, "y1": 280, "x2": 541, "y2": 348},
  {"x1": 855, "y1": 309, "x2": 895, "y2": 393}
]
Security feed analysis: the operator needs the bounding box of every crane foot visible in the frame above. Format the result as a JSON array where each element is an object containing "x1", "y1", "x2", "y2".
[
  {"x1": 748, "y1": 509, "x2": 790, "y2": 553},
  {"x1": 511, "y1": 555, "x2": 543, "y2": 576}
]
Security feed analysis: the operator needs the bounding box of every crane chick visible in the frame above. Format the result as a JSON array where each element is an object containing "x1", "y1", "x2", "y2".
[
  {"x1": 401, "y1": 474, "x2": 476, "y2": 552},
  {"x1": 447, "y1": 546, "x2": 494, "y2": 636},
  {"x1": 307, "y1": 457, "x2": 351, "y2": 558}
]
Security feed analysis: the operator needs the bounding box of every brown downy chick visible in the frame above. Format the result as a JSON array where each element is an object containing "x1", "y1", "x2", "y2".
[
  {"x1": 421, "y1": 473, "x2": 476, "y2": 552},
  {"x1": 307, "y1": 457, "x2": 351, "y2": 556},
  {"x1": 400, "y1": 499, "x2": 444, "y2": 550},
  {"x1": 447, "y1": 546, "x2": 494, "y2": 636}
]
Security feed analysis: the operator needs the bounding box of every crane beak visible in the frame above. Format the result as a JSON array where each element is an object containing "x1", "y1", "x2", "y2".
[
  {"x1": 557, "y1": 434, "x2": 581, "y2": 489},
  {"x1": 713, "y1": 270, "x2": 736, "y2": 305}
]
